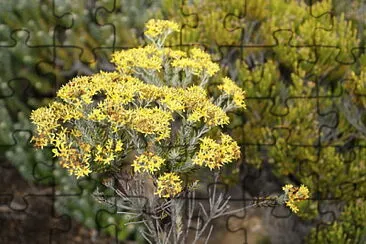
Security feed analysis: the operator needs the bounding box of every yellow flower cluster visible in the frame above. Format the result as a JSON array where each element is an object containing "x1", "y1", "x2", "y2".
[
  {"x1": 193, "y1": 134, "x2": 241, "y2": 170},
  {"x1": 185, "y1": 86, "x2": 229, "y2": 126},
  {"x1": 129, "y1": 107, "x2": 173, "y2": 140},
  {"x1": 282, "y1": 184, "x2": 310, "y2": 213},
  {"x1": 111, "y1": 45, "x2": 162, "y2": 73},
  {"x1": 145, "y1": 19, "x2": 180, "y2": 38},
  {"x1": 30, "y1": 102, "x2": 83, "y2": 148},
  {"x1": 132, "y1": 152, "x2": 165, "y2": 173},
  {"x1": 172, "y1": 48, "x2": 220, "y2": 76},
  {"x1": 155, "y1": 172, "x2": 183, "y2": 198},
  {"x1": 57, "y1": 72, "x2": 142, "y2": 108},
  {"x1": 31, "y1": 19, "x2": 245, "y2": 187},
  {"x1": 51, "y1": 128, "x2": 92, "y2": 178},
  {"x1": 94, "y1": 139, "x2": 123, "y2": 165},
  {"x1": 218, "y1": 77, "x2": 246, "y2": 109},
  {"x1": 49, "y1": 126, "x2": 124, "y2": 178}
]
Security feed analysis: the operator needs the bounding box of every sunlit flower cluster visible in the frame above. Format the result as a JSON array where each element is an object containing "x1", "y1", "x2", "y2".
[
  {"x1": 193, "y1": 134, "x2": 241, "y2": 170},
  {"x1": 30, "y1": 19, "x2": 246, "y2": 196},
  {"x1": 155, "y1": 172, "x2": 183, "y2": 198},
  {"x1": 282, "y1": 184, "x2": 310, "y2": 213},
  {"x1": 218, "y1": 77, "x2": 247, "y2": 109},
  {"x1": 172, "y1": 48, "x2": 220, "y2": 76},
  {"x1": 145, "y1": 19, "x2": 180, "y2": 39},
  {"x1": 132, "y1": 152, "x2": 165, "y2": 173},
  {"x1": 111, "y1": 45, "x2": 162, "y2": 73}
]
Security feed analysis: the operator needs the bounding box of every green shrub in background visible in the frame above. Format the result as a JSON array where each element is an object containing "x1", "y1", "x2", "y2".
[{"x1": 157, "y1": 0, "x2": 366, "y2": 242}]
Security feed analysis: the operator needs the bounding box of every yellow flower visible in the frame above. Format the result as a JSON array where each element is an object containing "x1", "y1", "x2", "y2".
[
  {"x1": 145, "y1": 19, "x2": 180, "y2": 38},
  {"x1": 193, "y1": 133, "x2": 240, "y2": 170},
  {"x1": 114, "y1": 140, "x2": 123, "y2": 152},
  {"x1": 218, "y1": 77, "x2": 246, "y2": 109},
  {"x1": 30, "y1": 107, "x2": 59, "y2": 147},
  {"x1": 30, "y1": 18, "x2": 238, "y2": 183},
  {"x1": 57, "y1": 76, "x2": 92, "y2": 103},
  {"x1": 282, "y1": 184, "x2": 310, "y2": 213},
  {"x1": 88, "y1": 108, "x2": 107, "y2": 121},
  {"x1": 73, "y1": 164, "x2": 92, "y2": 179},
  {"x1": 30, "y1": 101, "x2": 83, "y2": 148},
  {"x1": 155, "y1": 172, "x2": 183, "y2": 198},
  {"x1": 138, "y1": 83, "x2": 165, "y2": 101},
  {"x1": 132, "y1": 152, "x2": 165, "y2": 173}
]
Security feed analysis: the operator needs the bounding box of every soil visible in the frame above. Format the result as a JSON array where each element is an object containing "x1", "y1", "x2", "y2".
[{"x1": 0, "y1": 160, "x2": 118, "y2": 244}]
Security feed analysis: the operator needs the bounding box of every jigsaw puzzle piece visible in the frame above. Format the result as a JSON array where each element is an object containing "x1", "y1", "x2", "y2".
[
  {"x1": 53, "y1": 0, "x2": 158, "y2": 67},
  {"x1": 95, "y1": 195, "x2": 146, "y2": 243}
]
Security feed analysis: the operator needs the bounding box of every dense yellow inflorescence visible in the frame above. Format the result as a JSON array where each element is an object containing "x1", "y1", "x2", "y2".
[
  {"x1": 30, "y1": 19, "x2": 246, "y2": 196},
  {"x1": 218, "y1": 77, "x2": 247, "y2": 109},
  {"x1": 111, "y1": 45, "x2": 162, "y2": 73},
  {"x1": 172, "y1": 48, "x2": 220, "y2": 77},
  {"x1": 282, "y1": 184, "x2": 310, "y2": 213},
  {"x1": 155, "y1": 172, "x2": 183, "y2": 198},
  {"x1": 132, "y1": 152, "x2": 165, "y2": 173},
  {"x1": 145, "y1": 19, "x2": 180, "y2": 39},
  {"x1": 193, "y1": 134, "x2": 241, "y2": 170}
]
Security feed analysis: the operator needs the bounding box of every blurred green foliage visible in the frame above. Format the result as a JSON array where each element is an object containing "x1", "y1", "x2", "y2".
[{"x1": 308, "y1": 200, "x2": 366, "y2": 243}]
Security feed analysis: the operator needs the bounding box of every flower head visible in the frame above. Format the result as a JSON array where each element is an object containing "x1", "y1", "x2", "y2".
[
  {"x1": 111, "y1": 45, "x2": 162, "y2": 73},
  {"x1": 155, "y1": 172, "x2": 183, "y2": 198},
  {"x1": 171, "y1": 48, "x2": 219, "y2": 77},
  {"x1": 282, "y1": 184, "x2": 310, "y2": 213},
  {"x1": 218, "y1": 77, "x2": 246, "y2": 109},
  {"x1": 132, "y1": 152, "x2": 165, "y2": 173},
  {"x1": 193, "y1": 133, "x2": 240, "y2": 170},
  {"x1": 145, "y1": 19, "x2": 180, "y2": 39}
]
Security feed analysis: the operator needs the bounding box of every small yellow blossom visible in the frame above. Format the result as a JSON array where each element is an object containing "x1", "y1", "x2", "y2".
[
  {"x1": 73, "y1": 164, "x2": 92, "y2": 179},
  {"x1": 155, "y1": 172, "x2": 183, "y2": 198},
  {"x1": 30, "y1": 107, "x2": 59, "y2": 147},
  {"x1": 114, "y1": 140, "x2": 123, "y2": 152},
  {"x1": 145, "y1": 19, "x2": 180, "y2": 38},
  {"x1": 132, "y1": 152, "x2": 165, "y2": 173},
  {"x1": 160, "y1": 87, "x2": 185, "y2": 111},
  {"x1": 193, "y1": 133, "x2": 240, "y2": 170},
  {"x1": 88, "y1": 108, "x2": 107, "y2": 121},
  {"x1": 282, "y1": 184, "x2": 310, "y2": 213},
  {"x1": 218, "y1": 77, "x2": 246, "y2": 109},
  {"x1": 138, "y1": 83, "x2": 165, "y2": 101},
  {"x1": 57, "y1": 76, "x2": 93, "y2": 103}
]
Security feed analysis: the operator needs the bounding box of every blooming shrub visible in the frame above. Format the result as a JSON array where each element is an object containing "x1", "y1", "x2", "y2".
[
  {"x1": 30, "y1": 19, "x2": 244, "y2": 192},
  {"x1": 30, "y1": 19, "x2": 309, "y2": 243}
]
